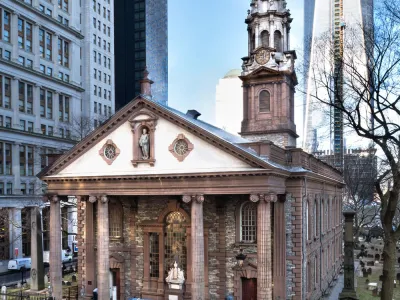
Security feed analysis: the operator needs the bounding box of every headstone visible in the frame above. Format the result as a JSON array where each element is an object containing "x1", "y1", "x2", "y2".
[
  {"x1": 1, "y1": 285, "x2": 6, "y2": 300},
  {"x1": 72, "y1": 275, "x2": 77, "y2": 282},
  {"x1": 31, "y1": 207, "x2": 45, "y2": 291}
]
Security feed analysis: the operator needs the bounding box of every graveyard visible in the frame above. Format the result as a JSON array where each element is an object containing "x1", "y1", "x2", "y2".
[
  {"x1": 0, "y1": 267, "x2": 78, "y2": 299},
  {"x1": 355, "y1": 237, "x2": 400, "y2": 299}
]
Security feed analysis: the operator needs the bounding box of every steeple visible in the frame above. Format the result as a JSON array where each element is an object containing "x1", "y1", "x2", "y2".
[{"x1": 240, "y1": 0, "x2": 298, "y2": 148}]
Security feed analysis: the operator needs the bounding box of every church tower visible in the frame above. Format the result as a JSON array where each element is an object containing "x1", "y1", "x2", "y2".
[{"x1": 240, "y1": 0, "x2": 298, "y2": 147}]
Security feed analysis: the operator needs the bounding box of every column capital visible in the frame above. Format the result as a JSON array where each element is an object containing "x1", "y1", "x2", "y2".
[
  {"x1": 99, "y1": 195, "x2": 108, "y2": 204},
  {"x1": 182, "y1": 195, "x2": 204, "y2": 204},
  {"x1": 88, "y1": 196, "x2": 97, "y2": 203},
  {"x1": 250, "y1": 192, "x2": 277, "y2": 203},
  {"x1": 45, "y1": 195, "x2": 59, "y2": 203}
]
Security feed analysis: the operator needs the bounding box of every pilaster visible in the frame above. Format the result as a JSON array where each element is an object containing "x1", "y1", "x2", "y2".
[
  {"x1": 11, "y1": 143, "x2": 21, "y2": 192},
  {"x1": 96, "y1": 195, "x2": 110, "y2": 300},
  {"x1": 250, "y1": 193, "x2": 277, "y2": 300},
  {"x1": 31, "y1": 207, "x2": 45, "y2": 291},
  {"x1": 49, "y1": 195, "x2": 62, "y2": 300},
  {"x1": 182, "y1": 194, "x2": 205, "y2": 300}
]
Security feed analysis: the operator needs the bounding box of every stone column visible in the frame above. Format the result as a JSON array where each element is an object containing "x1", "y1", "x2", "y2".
[
  {"x1": 183, "y1": 195, "x2": 205, "y2": 300},
  {"x1": 254, "y1": 22, "x2": 260, "y2": 48},
  {"x1": 50, "y1": 195, "x2": 62, "y2": 300},
  {"x1": 250, "y1": 193, "x2": 277, "y2": 300},
  {"x1": 9, "y1": 208, "x2": 22, "y2": 259},
  {"x1": 84, "y1": 197, "x2": 97, "y2": 297},
  {"x1": 31, "y1": 207, "x2": 45, "y2": 291},
  {"x1": 96, "y1": 195, "x2": 110, "y2": 300},
  {"x1": 339, "y1": 211, "x2": 358, "y2": 300}
]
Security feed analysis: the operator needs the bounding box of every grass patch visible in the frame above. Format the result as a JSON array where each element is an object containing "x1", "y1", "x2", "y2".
[{"x1": 356, "y1": 271, "x2": 400, "y2": 299}]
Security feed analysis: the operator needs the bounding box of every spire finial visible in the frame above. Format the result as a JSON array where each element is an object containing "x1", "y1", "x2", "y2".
[{"x1": 140, "y1": 66, "x2": 154, "y2": 98}]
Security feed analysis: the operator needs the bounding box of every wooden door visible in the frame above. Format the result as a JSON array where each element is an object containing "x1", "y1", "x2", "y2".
[
  {"x1": 111, "y1": 269, "x2": 120, "y2": 300},
  {"x1": 242, "y1": 278, "x2": 257, "y2": 300}
]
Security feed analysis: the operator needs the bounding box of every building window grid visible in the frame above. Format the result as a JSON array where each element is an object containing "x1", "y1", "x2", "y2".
[
  {"x1": 149, "y1": 233, "x2": 160, "y2": 278},
  {"x1": 1, "y1": 10, "x2": 11, "y2": 43},
  {"x1": 58, "y1": 38, "x2": 69, "y2": 67},
  {"x1": 241, "y1": 202, "x2": 257, "y2": 243},
  {"x1": 0, "y1": 75, "x2": 12, "y2": 109}
]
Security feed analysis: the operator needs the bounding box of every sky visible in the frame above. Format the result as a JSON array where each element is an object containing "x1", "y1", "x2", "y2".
[{"x1": 168, "y1": 0, "x2": 305, "y2": 136}]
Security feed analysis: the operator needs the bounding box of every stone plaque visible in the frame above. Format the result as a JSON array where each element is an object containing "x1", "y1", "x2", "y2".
[{"x1": 170, "y1": 284, "x2": 180, "y2": 290}]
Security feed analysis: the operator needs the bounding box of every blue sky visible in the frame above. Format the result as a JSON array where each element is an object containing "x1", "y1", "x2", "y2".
[{"x1": 168, "y1": 0, "x2": 304, "y2": 129}]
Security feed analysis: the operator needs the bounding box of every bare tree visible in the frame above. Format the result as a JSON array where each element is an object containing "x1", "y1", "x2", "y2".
[
  {"x1": 342, "y1": 148, "x2": 380, "y2": 240},
  {"x1": 303, "y1": 1, "x2": 400, "y2": 299}
]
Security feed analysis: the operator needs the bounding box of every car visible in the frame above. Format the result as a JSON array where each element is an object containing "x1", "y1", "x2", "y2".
[{"x1": 8, "y1": 258, "x2": 31, "y2": 271}]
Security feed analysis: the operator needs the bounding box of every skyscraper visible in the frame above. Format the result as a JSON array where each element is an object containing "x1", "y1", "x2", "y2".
[
  {"x1": 0, "y1": 0, "x2": 115, "y2": 259},
  {"x1": 114, "y1": 0, "x2": 168, "y2": 110},
  {"x1": 303, "y1": 0, "x2": 373, "y2": 165}
]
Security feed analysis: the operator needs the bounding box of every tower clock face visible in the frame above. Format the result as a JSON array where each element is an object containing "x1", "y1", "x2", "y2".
[{"x1": 255, "y1": 49, "x2": 270, "y2": 65}]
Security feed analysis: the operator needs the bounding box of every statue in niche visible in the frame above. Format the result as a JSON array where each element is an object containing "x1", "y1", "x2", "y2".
[{"x1": 139, "y1": 127, "x2": 150, "y2": 159}]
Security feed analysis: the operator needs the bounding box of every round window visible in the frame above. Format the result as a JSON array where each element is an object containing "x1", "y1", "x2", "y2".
[
  {"x1": 104, "y1": 144, "x2": 116, "y2": 160},
  {"x1": 174, "y1": 139, "x2": 189, "y2": 156}
]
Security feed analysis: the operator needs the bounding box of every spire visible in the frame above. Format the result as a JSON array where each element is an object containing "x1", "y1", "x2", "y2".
[{"x1": 140, "y1": 67, "x2": 154, "y2": 98}]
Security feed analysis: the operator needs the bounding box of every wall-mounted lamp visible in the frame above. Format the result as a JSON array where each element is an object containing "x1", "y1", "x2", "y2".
[{"x1": 235, "y1": 249, "x2": 247, "y2": 267}]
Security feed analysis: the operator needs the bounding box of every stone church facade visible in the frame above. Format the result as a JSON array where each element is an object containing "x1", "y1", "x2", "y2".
[{"x1": 39, "y1": 1, "x2": 343, "y2": 300}]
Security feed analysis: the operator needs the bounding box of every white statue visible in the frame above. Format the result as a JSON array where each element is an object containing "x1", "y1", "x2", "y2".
[
  {"x1": 139, "y1": 128, "x2": 150, "y2": 159},
  {"x1": 166, "y1": 261, "x2": 185, "y2": 289}
]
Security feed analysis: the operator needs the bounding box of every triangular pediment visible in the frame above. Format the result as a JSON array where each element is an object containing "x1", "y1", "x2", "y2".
[
  {"x1": 239, "y1": 66, "x2": 298, "y2": 84},
  {"x1": 40, "y1": 98, "x2": 275, "y2": 179}
]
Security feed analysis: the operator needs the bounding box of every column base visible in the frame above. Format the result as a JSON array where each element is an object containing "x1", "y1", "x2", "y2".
[{"x1": 339, "y1": 290, "x2": 359, "y2": 300}]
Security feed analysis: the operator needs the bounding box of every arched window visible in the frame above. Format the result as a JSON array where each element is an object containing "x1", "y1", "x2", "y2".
[
  {"x1": 274, "y1": 30, "x2": 282, "y2": 52},
  {"x1": 240, "y1": 202, "x2": 257, "y2": 243},
  {"x1": 109, "y1": 202, "x2": 123, "y2": 239},
  {"x1": 251, "y1": 33, "x2": 256, "y2": 51},
  {"x1": 259, "y1": 90, "x2": 271, "y2": 112},
  {"x1": 164, "y1": 211, "x2": 187, "y2": 276},
  {"x1": 260, "y1": 30, "x2": 269, "y2": 48}
]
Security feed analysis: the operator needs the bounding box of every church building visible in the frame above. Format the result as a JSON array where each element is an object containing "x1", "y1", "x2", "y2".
[{"x1": 39, "y1": 1, "x2": 343, "y2": 299}]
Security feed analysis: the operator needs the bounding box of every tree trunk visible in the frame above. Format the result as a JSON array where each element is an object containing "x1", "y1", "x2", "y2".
[{"x1": 380, "y1": 234, "x2": 396, "y2": 300}]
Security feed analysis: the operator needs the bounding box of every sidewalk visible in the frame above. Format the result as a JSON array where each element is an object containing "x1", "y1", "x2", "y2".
[{"x1": 328, "y1": 273, "x2": 344, "y2": 299}]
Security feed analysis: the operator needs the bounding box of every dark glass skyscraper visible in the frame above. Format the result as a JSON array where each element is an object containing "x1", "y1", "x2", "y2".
[{"x1": 114, "y1": 0, "x2": 168, "y2": 110}]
